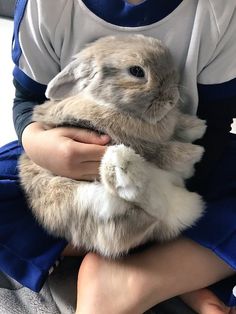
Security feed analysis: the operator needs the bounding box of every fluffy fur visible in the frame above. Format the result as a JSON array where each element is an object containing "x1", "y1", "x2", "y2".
[{"x1": 19, "y1": 35, "x2": 206, "y2": 257}]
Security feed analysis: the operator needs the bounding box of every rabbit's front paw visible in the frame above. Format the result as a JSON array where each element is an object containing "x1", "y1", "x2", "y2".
[
  {"x1": 177, "y1": 117, "x2": 207, "y2": 142},
  {"x1": 177, "y1": 144, "x2": 205, "y2": 179},
  {"x1": 185, "y1": 119, "x2": 206, "y2": 141},
  {"x1": 100, "y1": 145, "x2": 148, "y2": 201}
]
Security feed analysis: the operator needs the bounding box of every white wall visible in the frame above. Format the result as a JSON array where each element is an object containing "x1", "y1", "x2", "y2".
[{"x1": 0, "y1": 18, "x2": 16, "y2": 146}]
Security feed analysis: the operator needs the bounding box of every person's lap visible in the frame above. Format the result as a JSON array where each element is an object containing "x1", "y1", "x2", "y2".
[
  {"x1": 184, "y1": 134, "x2": 236, "y2": 306},
  {"x1": 0, "y1": 140, "x2": 235, "y2": 308}
]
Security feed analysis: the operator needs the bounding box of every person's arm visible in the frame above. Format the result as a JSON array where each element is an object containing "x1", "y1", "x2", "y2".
[
  {"x1": 22, "y1": 121, "x2": 110, "y2": 181},
  {"x1": 13, "y1": 79, "x2": 46, "y2": 143},
  {"x1": 12, "y1": 1, "x2": 110, "y2": 180},
  {"x1": 13, "y1": 79, "x2": 110, "y2": 180}
]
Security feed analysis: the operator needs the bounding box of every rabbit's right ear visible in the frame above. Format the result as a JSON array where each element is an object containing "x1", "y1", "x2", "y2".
[{"x1": 46, "y1": 56, "x2": 95, "y2": 100}]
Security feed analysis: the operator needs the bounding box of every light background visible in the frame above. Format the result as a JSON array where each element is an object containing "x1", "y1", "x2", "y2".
[{"x1": 0, "y1": 17, "x2": 16, "y2": 146}]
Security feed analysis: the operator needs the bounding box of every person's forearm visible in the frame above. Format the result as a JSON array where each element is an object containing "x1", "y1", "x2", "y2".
[
  {"x1": 21, "y1": 121, "x2": 45, "y2": 154},
  {"x1": 12, "y1": 79, "x2": 46, "y2": 143}
]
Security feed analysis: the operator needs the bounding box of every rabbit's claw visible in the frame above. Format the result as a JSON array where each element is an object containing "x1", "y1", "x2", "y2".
[{"x1": 100, "y1": 145, "x2": 147, "y2": 202}]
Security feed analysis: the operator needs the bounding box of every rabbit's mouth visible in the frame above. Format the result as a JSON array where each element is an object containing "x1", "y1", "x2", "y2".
[{"x1": 144, "y1": 98, "x2": 176, "y2": 123}]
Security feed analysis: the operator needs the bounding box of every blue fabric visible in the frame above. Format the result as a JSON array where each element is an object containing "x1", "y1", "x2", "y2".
[
  {"x1": 12, "y1": 0, "x2": 28, "y2": 66},
  {"x1": 198, "y1": 77, "x2": 236, "y2": 102},
  {"x1": 210, "y1": 276, "x2": 236, "y2": 307},
  {"x1": 184, "y1": 133, "x2": 236, "y2": 306},
  {"x1": 187, "y1": 79, "x2": 236, "y2": 197},
  {"x1": 13, "y1": 66, "x2": 47, "y2": 98},
  {"x1": 0, "y1": 141, "x2": 67, "y2": 292},
  {"x1": 12, "y1": 0, "x2": 47, "y2": 98},
  {"x1": 82, "y1": 0, "x2": 183, "y2": 27}
]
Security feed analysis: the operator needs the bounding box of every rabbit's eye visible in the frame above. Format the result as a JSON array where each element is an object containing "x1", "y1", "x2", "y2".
[{"x1": 128, "y1": 66, "x2": 145, "y2": 78}]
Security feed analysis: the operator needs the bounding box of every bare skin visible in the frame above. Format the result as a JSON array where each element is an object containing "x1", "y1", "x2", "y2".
[
  {"x1": 182, "y1": 289, "x2": 236, "y2": 314},
  {"x1": 22, "y1": 122, "x2": 110, "y2": 181},
  {"x1": 75, "y1": 239, "x2": 235, "y2": 314},
  {"x1": 23, "y1": 122, "x2": 235, "y2": 314}
]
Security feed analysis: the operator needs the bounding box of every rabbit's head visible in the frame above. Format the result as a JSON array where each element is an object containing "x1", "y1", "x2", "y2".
[{"x1": 46, "y1": 35, "x2": 179, "y2": 123}]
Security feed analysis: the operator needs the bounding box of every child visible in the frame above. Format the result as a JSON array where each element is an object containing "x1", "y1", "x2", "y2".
[{"x1": 0, "y1": 0, "x2": 235, "y2": 312}]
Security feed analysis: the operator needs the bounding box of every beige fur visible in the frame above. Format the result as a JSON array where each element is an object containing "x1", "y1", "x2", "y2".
[{"x1": 19, "y1": 35, "x2": 206, "y2": 257}]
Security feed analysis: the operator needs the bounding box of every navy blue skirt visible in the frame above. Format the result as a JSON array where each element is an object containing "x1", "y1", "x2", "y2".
[
  {"x1": 0, "y1": 141, "x2": 67, "y2": 292},
  {"x1": 0, "y1": 139, "x2": 235, "y2": 305},
  {"x1": 183, "y1": 132, "x2": 236, "y2": 306}
]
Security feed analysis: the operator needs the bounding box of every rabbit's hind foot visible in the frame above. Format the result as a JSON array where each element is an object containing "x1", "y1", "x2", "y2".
[{"x1": 100, "y1": 144, "x2": 148, "y2": 202}]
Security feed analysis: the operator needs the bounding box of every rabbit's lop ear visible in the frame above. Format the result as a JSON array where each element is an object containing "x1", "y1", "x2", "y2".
[{"x1": 46, "y1": 56, "x2": 94, "y2": 100}]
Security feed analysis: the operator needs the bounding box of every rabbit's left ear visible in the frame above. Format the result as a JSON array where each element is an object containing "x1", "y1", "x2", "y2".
[{"x1": 46, "y1": 56, "x2": 94, "y2": 100}]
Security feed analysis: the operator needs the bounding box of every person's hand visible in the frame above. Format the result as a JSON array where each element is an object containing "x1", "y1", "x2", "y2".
[{"x1": 22, "y1": 122, "x2": 110, "y2": 180}]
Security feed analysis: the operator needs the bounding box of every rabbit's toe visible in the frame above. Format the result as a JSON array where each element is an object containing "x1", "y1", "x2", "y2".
[
  {"x1": 187, "y1": 120, "x2": 206, "y2": 141},
  {"x1": 115, "y1": 166, "x2": 141, "y2": 201},
  {"x1": 179, "y1": 119, "x2": 207, "y2": 142},
  {"x1": 190, "y1": 145, "x2": 205, "y2": 163},
  {"x1": 100, "y1": 145, "x2": 147, "y2": 201}
]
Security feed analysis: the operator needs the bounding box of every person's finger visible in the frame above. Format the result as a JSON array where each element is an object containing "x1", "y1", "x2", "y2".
[{"x1": 58, "y1": 127, "x2": 110, "y2": 145}]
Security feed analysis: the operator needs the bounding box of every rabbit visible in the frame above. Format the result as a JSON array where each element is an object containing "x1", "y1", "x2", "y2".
[{"x1": 19, "y1": 35, "x2": 206, "y2": 257}]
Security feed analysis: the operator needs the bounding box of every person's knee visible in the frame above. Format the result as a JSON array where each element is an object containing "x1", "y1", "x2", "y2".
[{"x1": 77, "y1": 253, "x2": 104, "y2": 286}]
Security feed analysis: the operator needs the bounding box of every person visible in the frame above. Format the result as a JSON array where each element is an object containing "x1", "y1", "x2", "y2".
[{"x1": 0, "y1": 0, "x2": 235, "y2": 313}]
